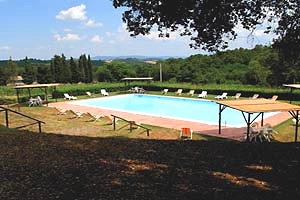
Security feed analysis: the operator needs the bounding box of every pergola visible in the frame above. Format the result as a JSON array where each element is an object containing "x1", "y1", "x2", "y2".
[
  {"x1": 14, "y1": 83, "x2": 60, "y2": 106},
  {"x1": 121, "y1": 77, "x2": 153, "y2": 86},
  {"x1": 215, "y1": 98, "x2": 300, "y2": 142},
  {"x1": 283, "y1": 84, "x2": 300, "y2": 103}
]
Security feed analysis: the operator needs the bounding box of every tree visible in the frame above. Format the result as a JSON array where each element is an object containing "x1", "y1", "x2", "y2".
[
  {"x1": 87, "y1": 55, "x2": 93, "y2": 83},
  {"x1": 113, "y1": 0, "x2": 299, "y2": 52},
  {"x1": 60, "y1": 54, "x2": 71, "y2": 83},
  {"x1": 245, "y1": 59, "x2": 271, "y2": 86},
  {"x1": 69, "y1": 57, "x2": 81, "y2": 83},
  {"x1": 0, "y1": 67, "x2": 8, "y2": 85},
  {"x1": 96, "y1": 66, "x2": 113, "y2": 82},
  {"x1": 78, "y1": 54, "x2": 87, "y2": 82},
  {"x1": 36, "y1": 65, "x2": 53, "y2": 84},
  {"x1": 51, "y1": 55, "x2": 62, "y2": 82},
  {"x1": 6, "y1": 58, "x2": 18, "y2": 80},
  {"x1": 22, "y1": 57, "x2": 36, "y2": 84}
]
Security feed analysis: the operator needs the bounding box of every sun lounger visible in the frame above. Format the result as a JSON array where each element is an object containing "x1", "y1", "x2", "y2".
[
  {"x1": 188, "y1": 90, "x2": 195, "y2": 96},
  {"x1": 100, "y1": 89, "x2": 109, "y2": 96},
  {"x1": 54, "y1": 107, "x2": 68, "y2": 115},
  {"x1": 175, "y1": 89, "x2": 182, "y2": 95},
  {"x1": 64, "y1": 93, "x2": 77, "y2": 100},
  {"x1": 251, "y1": 94, "x2": 259, "y2": 99},
  {"x1": 69, "y1": 110, "x2": 83, "y2": 118},
  {"x1": 269, "y1": 95, "x2": 278, "y2": 101},
  {"x1": 86, "y1": 112, "x2": 102, "y2": 122},
  {"x1": 198, "y1": 91, "x2": 207, "y2": 98},
  {"x1": 233, "y1": 93, "x2": 241, "y2": 99},
  {"x1": 86, "y1": 91, "x2": 93, "y2": 97},
  {"x1": 215, "y1": 92, "x2": 228, "y2": 100}
]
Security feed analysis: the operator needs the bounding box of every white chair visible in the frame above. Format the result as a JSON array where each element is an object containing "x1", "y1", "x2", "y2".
[
  {"x1": 215, "y1": 92, "x2": 228, "y2": 100},
  {"x1": 162, "y1": 89, "x2": 168, "y2": 94},
  {"x1": 100, "y1": 89, "x2": 109, "y2": 96},
  {"x1": 198, "y1": 91, "x2": 207, "y2": 98},
  {"x1": 64, "y1": 93, "x2": 77, "y2": 100},
  {"x1": 28, "y1": 97, "x2": 38, "y2": 107},
  {"x1": 36, "y1": 96, "x2": 43, "y2": 105},
  {"x1": 28, "y1": 96, "x2": 43, "y2": 106}
]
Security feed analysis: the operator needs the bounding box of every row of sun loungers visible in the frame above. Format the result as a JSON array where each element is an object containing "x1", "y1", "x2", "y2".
[
  {"x1": 54, "y1": 107, "x2": 115, "y2": 123},
  {"x1": 63, "y1": 89, "x2": 110, "y2": 100},
  {"x1": 85, "y1": 89, "x2": 109, "y2": 97},
  {"x1": 54, "y1": 107, "x2": 149, "y2": 134},
  {"x1": 162, "y1": 89, "x2": 278, "y2": 101},
  {"x1": 163, "y1": 89, "x2": 205, "y2": 97}
]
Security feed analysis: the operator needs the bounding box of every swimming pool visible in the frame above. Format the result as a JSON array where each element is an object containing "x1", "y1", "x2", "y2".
[{"x1": 69, "y1": 94, "x2": 276, "y2": 127}]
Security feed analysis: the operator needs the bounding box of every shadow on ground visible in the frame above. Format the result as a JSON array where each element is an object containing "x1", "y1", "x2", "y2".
[{"x1": 0, "y1": 127, "x2": 299, "y2": 199}]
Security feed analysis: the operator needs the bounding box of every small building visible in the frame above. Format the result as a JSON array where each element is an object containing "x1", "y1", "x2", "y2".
[{"x1": 9, "y1": 75, "x2": 24, "y2": 86}]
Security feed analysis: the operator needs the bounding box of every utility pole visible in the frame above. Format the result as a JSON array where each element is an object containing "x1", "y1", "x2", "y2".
[{"x1": 159, "y1": 63, "x2": 162, "y2": 82}]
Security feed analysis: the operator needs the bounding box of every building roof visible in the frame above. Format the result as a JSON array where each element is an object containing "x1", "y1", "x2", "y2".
[
  {"x1": 121, "y1": 77, "x2": 153, "y2": 81},
  {"x1": 283, "y1": 84, "x2": 300, "y2": 89}
]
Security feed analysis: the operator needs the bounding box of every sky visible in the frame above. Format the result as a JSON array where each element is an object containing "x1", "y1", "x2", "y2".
[{"x1": 0, "y1": 0, "x2": 278, "y2": 60}]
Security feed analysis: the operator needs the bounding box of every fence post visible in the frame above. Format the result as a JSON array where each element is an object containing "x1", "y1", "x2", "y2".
[
  {"x1": 129, "y1": 121, "x2": 133, "y2": 132},
  {"x1": 5, "y1": 110, "x2": 9, "y2": 128},
  {"x1": 38, "y1": 122, "x2": 42, "y2": 133},
  {"x1": 113, "y1": 116, "x2": 116, "y2": 131}
]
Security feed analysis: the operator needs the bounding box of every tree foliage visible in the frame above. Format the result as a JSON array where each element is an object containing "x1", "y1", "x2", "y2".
[
  {"x1": 113, "y1": 0, "x2": 299, "y2": 53},
  {"x1": 49, "y1": 54, "x2": 93, "y2": 84},
  {"x1": 96, "y1": 61, "x2": 136, "y2": 82},
  {"x1": 22, "y1": 57, "x2": 36, "y2": 84},
  {"x1": 0, "y1": 45, "x2": 297, "y2": 86}
]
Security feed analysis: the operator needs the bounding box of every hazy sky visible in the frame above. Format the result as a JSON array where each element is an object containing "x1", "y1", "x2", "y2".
[{"x1": 0, "y1": 0, "x2": 277, "y2": 60}]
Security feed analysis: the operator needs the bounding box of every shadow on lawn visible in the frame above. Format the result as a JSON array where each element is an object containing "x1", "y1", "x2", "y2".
[{"x1": 0, "y1": 128, "x2": 299, "y2": 199}]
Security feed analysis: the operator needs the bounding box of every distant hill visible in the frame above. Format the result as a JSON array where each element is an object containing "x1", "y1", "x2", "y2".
[{"x1": 91, "y1": 55, "x2": 185, "y2": 61}]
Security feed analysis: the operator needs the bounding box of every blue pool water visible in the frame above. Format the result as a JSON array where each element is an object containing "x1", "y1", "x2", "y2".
[{"x1": 69, "y1": 94, "x2": 276, "y2": 127}]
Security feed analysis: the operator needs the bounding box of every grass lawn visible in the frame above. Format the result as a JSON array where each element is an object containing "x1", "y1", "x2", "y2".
[{"x1": 0, "y1": 94, "x2": 300, "y2": 199}]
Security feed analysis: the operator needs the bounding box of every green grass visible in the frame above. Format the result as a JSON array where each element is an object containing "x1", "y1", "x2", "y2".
[{"x1": 1, "y1": 88, "x2": 300, "y2": 199}]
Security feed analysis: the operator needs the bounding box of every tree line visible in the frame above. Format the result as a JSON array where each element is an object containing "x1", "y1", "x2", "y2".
[
  {"x1": 97, "y1": 45, "x2": 298, "y2": 87},
  {"x1": 0, "y1": 45, "x2": 298, "y2": 87},
  {"x1": 0, "y1": 54, "x2": 93, "y2": 85}
]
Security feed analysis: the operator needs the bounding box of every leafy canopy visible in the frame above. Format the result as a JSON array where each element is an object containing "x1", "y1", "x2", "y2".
[{"x1": 113, "y1": 0, "x2": 299, "y2": 52}]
